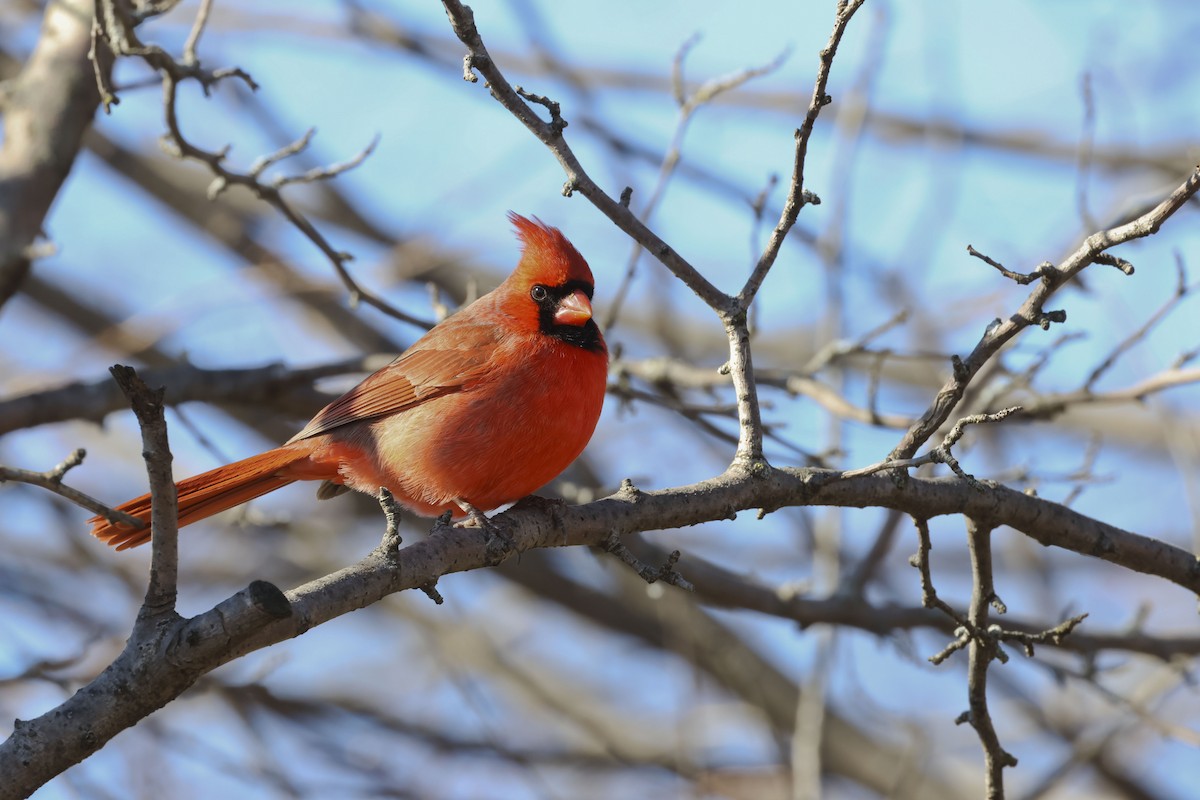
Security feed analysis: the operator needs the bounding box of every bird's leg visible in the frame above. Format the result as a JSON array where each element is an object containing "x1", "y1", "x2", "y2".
[
  {"x1": 454, "y1": 498, "x2": 516, "y2": 560},
  {"x1": 454, "y1": 499, "x2": 491, "y2": 529}
]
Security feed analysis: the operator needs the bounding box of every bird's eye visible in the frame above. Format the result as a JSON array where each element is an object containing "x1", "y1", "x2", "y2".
[{"x1": 530, "y1": 285, "x2": 549, "y2": 302}]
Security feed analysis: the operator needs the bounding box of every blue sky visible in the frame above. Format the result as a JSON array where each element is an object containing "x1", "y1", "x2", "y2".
[{"x1": 3, "y1": 1, "x2": 1199, "y2": 797}]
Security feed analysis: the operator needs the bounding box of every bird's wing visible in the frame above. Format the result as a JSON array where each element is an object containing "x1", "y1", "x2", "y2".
[{"x1": 287, "y1": 323, "x2": 500, "y2": 443}]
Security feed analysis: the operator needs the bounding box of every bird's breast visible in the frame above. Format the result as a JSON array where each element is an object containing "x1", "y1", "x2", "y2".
[{"x1": 355, "y1": 335, "x2": 607, "y2": 515}]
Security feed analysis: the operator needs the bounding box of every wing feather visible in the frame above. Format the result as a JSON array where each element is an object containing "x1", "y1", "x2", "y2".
[{"x1": 288, "y1": 324, "x2": 499, "y2": 443}]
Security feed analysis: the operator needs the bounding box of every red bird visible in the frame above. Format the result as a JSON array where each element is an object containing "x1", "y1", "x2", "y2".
[{"x1": 90, "y1": 214, "x2": 608, "y2": 550}]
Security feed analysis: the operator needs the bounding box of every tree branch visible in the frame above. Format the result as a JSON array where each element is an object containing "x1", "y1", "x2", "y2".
[
  {"x1": 0, "y1": 0, "x2": 105, "y2": 311},
  {"x1": 737, "y1": 0, "x2": 864, "y2": 308},
  {"x1": 4, "y1": 458, "x2": 1197, "y2": 795},
  {"x1": 91, "y1": 0, "x2": 424, "y2": 329},
  {"x1": 440, "y1": 0, "x2": 728, "y2": 312},
  {"x1": 0, "y1": 449, "x2": 141, "y2": 527},
  {"x1": 888, "y1": 165, "x2": 1200, "y2": 461},
  {"x1": 108, "y1": 365, "x2": 179, "y2": 620},
  {"x1": 960, "y1": 518, "x2": 1017, "y2": 798},
  {"x1": 0, "y1": 356, "x2": 399, "y2": 436}
]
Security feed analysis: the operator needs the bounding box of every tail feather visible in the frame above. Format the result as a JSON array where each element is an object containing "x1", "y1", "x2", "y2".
[{"x1": 89, "y1": 447, "x2": 311, "y2": 550}]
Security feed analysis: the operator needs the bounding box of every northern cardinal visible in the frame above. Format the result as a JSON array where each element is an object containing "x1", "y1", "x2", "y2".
[{"x1": 90, "y1": 214, "x2": 608, "y2": 550}]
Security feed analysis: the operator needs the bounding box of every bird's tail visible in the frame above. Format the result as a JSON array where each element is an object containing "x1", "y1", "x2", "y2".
[{"x1": 89, "y1": 447, "x2": 310, "y2": 550}]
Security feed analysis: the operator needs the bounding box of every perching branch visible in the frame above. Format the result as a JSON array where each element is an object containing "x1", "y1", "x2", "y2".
[{"x1": 6, "y1": 450, "x2": 1196, "y2": 796}]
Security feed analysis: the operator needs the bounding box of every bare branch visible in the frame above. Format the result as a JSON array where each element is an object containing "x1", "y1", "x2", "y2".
[
  {"x1": 3, "y1": 455, "x2": 1198, "y2": 793},
  {"x1": 960, "y1": 518, "x2": 1018, "y2": 799},
  {"x1": 889, "y1": 164, "x2": 1200, "y2": 461},
  {"x1": 737, "y1": 0, "x2": 865, "y2": 308},
  {"x1": 91, "y1": 0, "x2": 428, "y2": 330},
  {"x1": 967, "y1": 245, "x2": 1052, "y2": 285},
  {"x1": 600, "y1": 533, "x2": 695, "y2": 592},
  {"x1": 839, "y1": 406, "x2": 1022, "y2": 485},
  {"x1": 0, "y1": 355, "x2": 396, "y2": 436},
  {"x1": 998, "y1": 614, "x2": 1088, "y2": 658},
  {"x1": 271, "y1": 133, "x2": 381, "y2": 189},
  {"x1": 1017, "y1": 366, "x2": 1200, "y2": 420},
  {"x1": 0, "y1": 450, "x2": 142, "y2": 528},
  {"x1": 108, "y1": 365, "x2": 180, "y2": 620},
  {"x1": 440, "y1": 0, "x2": 728, "y2": 312},
  {"x1": 0, "y1": 0, "x2": 106, "y2": 311},
  {"x1": 910, "y1": 517, "x2": 970, "y2": 637},
  {"x1": 659, "y1": 537, "x2": 1196, "y2": 659},
  {"x1": 1084, "y1": 255, "x2": 1194, "y2": 390},
  {"x1": 604, "y1": 37, "x2": 788, "y2": 332},
  {"x1": 181, "y1": 0, "x2": 214, "y2": 65}
]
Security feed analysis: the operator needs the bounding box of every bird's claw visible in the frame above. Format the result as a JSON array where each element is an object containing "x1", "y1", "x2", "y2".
[{"x1": 453, "y1": 500, "x2": 516, "y2": 563}]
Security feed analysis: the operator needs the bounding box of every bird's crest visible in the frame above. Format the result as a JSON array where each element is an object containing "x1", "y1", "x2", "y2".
[{"x1": 508, "y1": 212, "x2": 594, "y2": 289}]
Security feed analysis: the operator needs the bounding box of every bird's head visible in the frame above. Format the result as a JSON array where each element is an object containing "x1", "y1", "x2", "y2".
[{"x1": 502, "y1": 213, "x2": 606, "y2": 354}]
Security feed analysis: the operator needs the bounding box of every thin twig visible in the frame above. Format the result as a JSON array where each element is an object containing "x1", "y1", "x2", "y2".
[
  {"x1": 1018, "y1": 366, "x2": 1200, "y2": 419},
  {"x1": 967, "y1": 245, "x2": 1052, "y2": 285},
  {"x1": 0, "y1": 450, "x2": 142, "y2": 528},
  {"x1": 999, "y1": 614, "x2": 1088, "y2": 658},
  {"x1": 889, "y1": 165, "x2": 1200, "y2": 462},
  {"x1": 181, "y1": 0, "x2": 213, "y2": 66},
  {"x1": 92, "y1": 1, "x2": 425, "y2": 329},
  {"x1": 604, "y1": 37, "x2": 788, "y2": 332},
  {"x1": 908, "y1": 517, "x2": 972, "y2": 657},
  {"x1": 440, "y1": 0, "x2": 727, "y2": 312},
  {"x1": 839, "y1": 406, "x2": 1022, "y2": 485},
  {"x1": 376, "y1": 487, "x2": 403, "y2": 560},
  {"x1": 737, "y1": 0, "x2": 866, "y2": 309},
  {"x1": 600, "y1": 533, "x2": 695, "y2": 591}
]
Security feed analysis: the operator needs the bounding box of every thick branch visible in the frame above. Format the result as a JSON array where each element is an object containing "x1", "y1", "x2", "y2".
[
  {"x1": 4, "y1": 462, "x2": 1198, "y2": 795},
  {"x1": 0, "y1": 0, "x2": 104, "y2": 310},
  {"x1": 646, "y1": 541, "x2": 1200, "y2": 659}
]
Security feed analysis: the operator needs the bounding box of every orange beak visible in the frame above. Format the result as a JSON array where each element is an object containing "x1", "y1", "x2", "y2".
[{"x1": 554, "y1": 289, "x2": 594, "y2": 327}]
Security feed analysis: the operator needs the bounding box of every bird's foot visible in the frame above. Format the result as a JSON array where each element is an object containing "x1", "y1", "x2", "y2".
[
  {"x1": 454, "y1": 499, "x2": 516, "y2": 564},
  {"x1": 454, "y1": 501, "x2": 491, "y2": 530}
]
